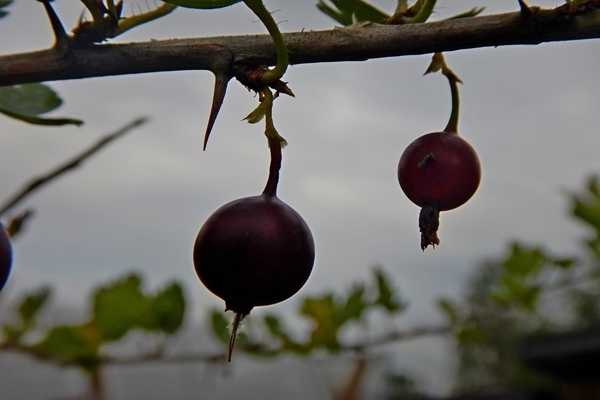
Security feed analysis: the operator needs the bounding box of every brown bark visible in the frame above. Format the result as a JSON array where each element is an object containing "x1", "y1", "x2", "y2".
[{"x1": 1, "y1": 5, "x2": 600, "y2": 86}]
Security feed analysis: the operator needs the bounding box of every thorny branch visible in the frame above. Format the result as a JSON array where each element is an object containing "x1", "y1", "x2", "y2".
[{"x1": 1, "y1": 4, "x2": 600, "y2": 87}]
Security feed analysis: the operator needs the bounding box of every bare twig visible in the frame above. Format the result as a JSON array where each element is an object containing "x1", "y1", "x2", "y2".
[{"x1": 0, "y1": 117, "x2": 148, "y2": 217}]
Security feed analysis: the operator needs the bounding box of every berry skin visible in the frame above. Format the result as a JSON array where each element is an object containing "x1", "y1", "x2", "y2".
[
  {"x1": 0, "y1": 224, "x2": 12, "y2": 292},
  {"x1": 398, "y1": 131, "x2": 481, "y2": 212}
]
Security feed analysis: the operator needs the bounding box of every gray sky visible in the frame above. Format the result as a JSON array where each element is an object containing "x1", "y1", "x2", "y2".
[{"x1": 1, "y1": 0, "x2": 600, "y2": 397}]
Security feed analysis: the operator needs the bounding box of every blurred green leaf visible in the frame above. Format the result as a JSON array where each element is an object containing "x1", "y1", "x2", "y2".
[
  {"x1": 571, "y1": 175, "x2": 600, "y2": 234},
  {"x1": 0, "y1": 0, "x2": 12, "y2": 19},
  {"x1": 263, "y1": 314, "x2": 287, "y2": 338},
  {"x1": 301, "y1": 295, "x2": 341, "y2": 351},
  {"x1": 35, "y1": 324, "x2": 101, "y2": 370},
  {"x1": 0, "y1": 84, "x2": 83, "y2": 126},
  {"x1": 1, "y1": 286, "x2": 51, "y2": 342},
  {"x1": 91, "y1": 274, "x2": 149, "y2": 341},
  {"x1": 437, "y1": 298, "x2": 459, "y2": 324},
  {"x1": 342, "y1": 284, "x2": 368, "y2": 321},
  {"x1": 455, "y1": 324, "x2": 486, "y2": 344},
  {"x1": 210, "y1": 309, "x2": 231, "y2": 344},
  {"x1": 354, "y1": 0, "x2": 388, "y2": 22},
  {"x1": 317, "y1": 0, "x2": 388, "y2": 26},
  {"x1": 150, "y1": 283, "x2": 185, "y2": 334},
  {"x1": 502, "y1": 243, "x2": 545, "y2": 277},
  {"x1": 18, "y1": 286, "x2": 51, "y2": 327},
  {"x1": 374, "y1": 268, "x2": 404, "y2": 313}
]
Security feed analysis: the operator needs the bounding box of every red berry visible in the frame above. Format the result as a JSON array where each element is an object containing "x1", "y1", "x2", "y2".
[
  {"x1": 398, "y1": 131, "x2": 481, "y2": 249},
  {"x1": 398, "y1": 131, "x2": 480, "y2": 211},
  {"x1": 0, "y1": 224, "x2": 12, "y2": 292}
]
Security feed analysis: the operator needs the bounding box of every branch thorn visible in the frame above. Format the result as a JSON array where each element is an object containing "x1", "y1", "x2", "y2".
[
  {"x1": 203, "y1": 73, "x2": 231, "y2": 150},
  {"x1": 38, "y1": 0, "x2": 69, "y2": 47}
]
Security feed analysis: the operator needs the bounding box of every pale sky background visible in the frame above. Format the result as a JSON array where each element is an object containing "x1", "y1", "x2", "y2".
[{"x1": 1, "y1": 0, "x2": 600, "y2": 398}]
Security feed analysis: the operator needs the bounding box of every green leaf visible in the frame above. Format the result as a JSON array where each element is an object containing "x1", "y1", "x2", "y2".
[
  {"x1": 161, "y1": 0, "x2": 241, "y2": 9},
  {"x1": 91, "y1": 274, "x2": 149, "y2": 341},
  {"x1": 373, "y1": 268, "x2": 404, "y2": 313},
  {"x1": 317, "y1": 0, "x2": 388, "y2": 25},
  {"x1": 342, "y1": 284, "x2": 368, "y2": 321},
  {"x1": 0, "y1": 84, "x2": 83, "y2": 126},
  {"x1": 263, "y1": 314, "x2": 287, "y2": 338},
  {"x1": 18, "y1": 286, "x2": 51, "y2": 327},
  {"x1": 437, "y1": 298, "x2": 459, "y2": 324},
  {"x1": 455, "y1": 324, "x2": 486, "y2": 344},
  {"x1": 571, "y1": 175, "x2": 600, "y2": 234},
  {"x1": 243, "y1": 100, "x2": 269, "y2": 124},
  {"x1": 0, "y1": 84, "x2": 62, "y2": 116},
  {"x1": 317, "y1": 1, "x2": 352, "y2": 26},
  {"x1": 1, "y1": 286, "x2": 51, "y2": 342},
  {"x1": 502, "y1": 243, "x2": 545, "y2": 277},
  {"x1": 301, "y1": 295, "x2": 342, "y2": 351},
  {"x1": 0, "y1": 0, "x2": 12, "y2": 19},
  {"x1": 354, "y1": 0, "x2": 388, "y2": 22},
  {"x1": 35, "y1": 324, "x2": 101, "y2": 370},
  {"x1": 210, "y1": 309, "x2": 231, "y2": 344},
  {"x1": 150, "y1": 283, "x2": 186, "y2": 334}
]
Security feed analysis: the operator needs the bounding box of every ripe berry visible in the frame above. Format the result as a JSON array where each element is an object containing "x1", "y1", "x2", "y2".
[
  {"x1": 398, "y1": 131, "x2": 481, "y2": 249},
  {"x1": 193, "y1": 194, "x2": 314, "y2": 314},
  {"x1": 0, "y1": 223, "x2": 13, "y2": 292},
  {"x1": 193, "y1": 137, "x2": 314, "y2": 360},
  {"x1": 398, "y1": 53, "x2": 481, "y2": 250}
]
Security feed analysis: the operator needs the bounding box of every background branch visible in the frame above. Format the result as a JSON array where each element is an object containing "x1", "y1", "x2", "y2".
[
  {"x1": 1, "y1": 7, "x2": 600, "y2": 86},
  {"x1": 0, "y1": 117, "x2": 148, "y2": 218}
]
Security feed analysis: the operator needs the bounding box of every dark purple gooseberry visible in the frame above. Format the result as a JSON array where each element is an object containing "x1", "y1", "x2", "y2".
[
  {"x1": 194, "y1": 194, "x2": 314, "y2": 314},
  {"x1": 0, "y1": 224, "x2": 13, "y2": 292},
  {"x1": 193, "y1": 191, "x2": 314, "y2": 361}
]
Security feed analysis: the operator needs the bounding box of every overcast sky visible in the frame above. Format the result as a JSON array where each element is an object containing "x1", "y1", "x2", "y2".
[{"x1": 1, "y1": 0, "x2": 600, "y2": 397}]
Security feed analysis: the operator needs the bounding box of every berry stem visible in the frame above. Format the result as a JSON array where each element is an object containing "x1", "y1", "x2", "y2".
[
  {"x1": 228, "y1": 311, "x2": 247, "y2": 362},
  {"x1": 243, "y1": 0, "x2": 289, "y2": 84},
  {"x1": 425, "y1": 53, "x2": 462, "y2": 134},
  {"x1": 444, "y1": 73, "x2": 460, "y2": 134},
  {"x1": 261, "y1": 87, "x2": 284, "y2": 198}
]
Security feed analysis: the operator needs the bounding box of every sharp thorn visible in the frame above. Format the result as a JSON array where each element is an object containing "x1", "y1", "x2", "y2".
[
  {"x1": 39, "y1": 0, "x2": 69, "y2": 46},
  {"x1": 203, "y1": 73, "x2": 231, "y2": 151}
]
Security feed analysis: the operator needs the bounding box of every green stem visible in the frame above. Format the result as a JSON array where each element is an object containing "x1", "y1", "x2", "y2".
[
  {"x1": 243, "y1": 0, "x2": 289, "y2": 84},
  {"x1": 444, "y1": 74, "x2": 460, "y2": 133},
  {"x1": 261, "y1": 87, "x2": 285, "y2": 197}
]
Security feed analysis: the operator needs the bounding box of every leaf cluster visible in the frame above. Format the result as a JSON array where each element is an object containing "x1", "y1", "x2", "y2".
[
  {"x1": 434, "y1": 175, "x2": 600, "y2": 393},
  {"x1": 1, "y1": 274, "x2": 185, "y2": 372},
  {"x1": 210, "y1": 268, "x2": 407, "y2": 356}
]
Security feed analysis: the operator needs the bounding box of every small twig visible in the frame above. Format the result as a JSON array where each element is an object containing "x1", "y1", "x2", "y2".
[
  {"x1": 341, "y1": 324, "x2": 452, "y2": 352},
  {"x1": 0, "y1": 117, "x2": 148, "y2": 217}
]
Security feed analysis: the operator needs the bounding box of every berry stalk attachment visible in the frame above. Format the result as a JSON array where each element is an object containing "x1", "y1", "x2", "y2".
[{"x1": 397, "y1": 53, "x2": 481, "y2": 250}]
